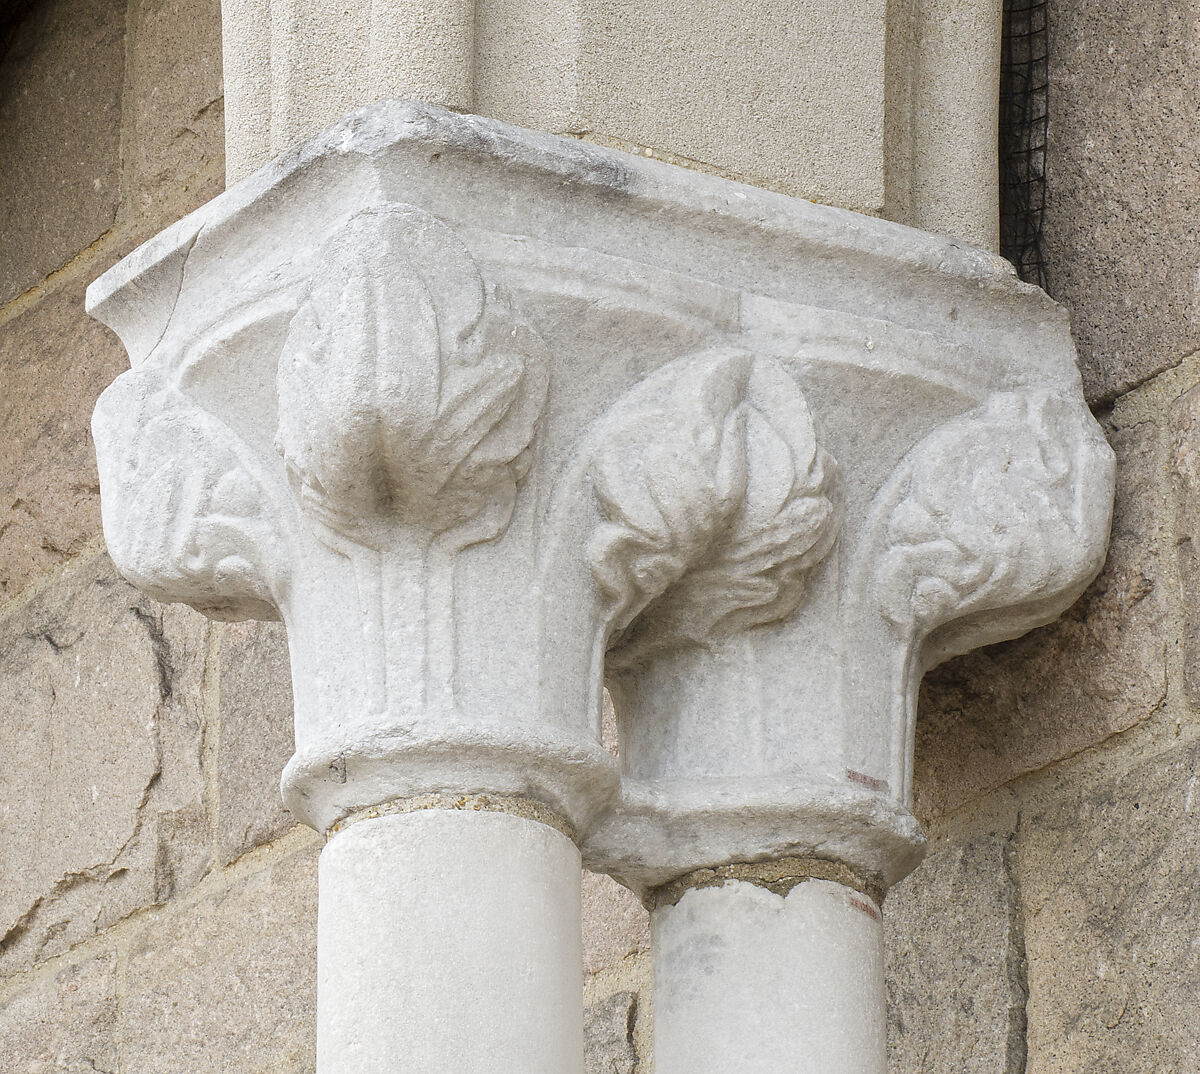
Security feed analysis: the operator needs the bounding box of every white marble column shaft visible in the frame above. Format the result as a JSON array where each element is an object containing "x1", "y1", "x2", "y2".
[
  {"x1": 318, "y1": 808, "x2": 584, "y2": 1074},
  {"x1": 653, "y1": 877, "x2": 886, "y2": 1074}
]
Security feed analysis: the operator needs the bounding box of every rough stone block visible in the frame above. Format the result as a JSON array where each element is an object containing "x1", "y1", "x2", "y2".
[
  {"x1": 1042, "y1": 1, "x2": 1200, "y2": 402},
  {"x1": 1017, "y1": 741, "x2": 1200, "y2": 1073},
  {"x1": 123, "y1": 0, "x2": 225, "y2": 237},
  {"x1": 0, "y1": 0, "x2": 124, "y2": 305},
  {"x1": 217, "y1": 619, "x2": 297, "y2": 865},
  {"x1": 582, "y1": 871, "x2": 650, "y2": 976},
  {"x1": 886, "y1": 833, "x2": 1025, "y2": 1074},
  {"x1": 0, "y1": 952, "x2": 119, "y2": 1073},
  {"x1": 0, "y1": 278, "x2": 132, "y2": 604},
  {"x1": 584, "y1": 990, "x2": 639, "y2": 1074},
  {"x1": 120, "y1": 839, "x2": 320, "y2": 1074},
  {"x1": 0, "y1": 555, "x2": 210, "y2": 973},
  {"x1": 914, "y1": 420, "x2": 1165, "y2": 819},
  {"x1": 1169, "y1": 383, "x2": 1200, "y2": 708}
]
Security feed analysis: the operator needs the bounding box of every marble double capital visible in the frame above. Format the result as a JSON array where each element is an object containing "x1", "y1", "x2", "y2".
[{"x1": 89, "y1": 100, "x2": 1115, "y2": 898}]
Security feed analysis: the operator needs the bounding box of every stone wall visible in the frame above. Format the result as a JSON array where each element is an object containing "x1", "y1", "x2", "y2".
[
  {"x1": 0, "y1": 0, "x2": 1195, "y2": 1071},
  {"x1": 890, "y1": 4, "x2": 1200, "y2": 1070}
]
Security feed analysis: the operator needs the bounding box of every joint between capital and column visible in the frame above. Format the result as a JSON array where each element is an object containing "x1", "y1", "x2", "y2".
[
  {"x1": 650, "y1": 855, "x2": 887, "y2": 911},
  {"x1": 326, "y1": 792, "x2": 579, "y2": 844}
]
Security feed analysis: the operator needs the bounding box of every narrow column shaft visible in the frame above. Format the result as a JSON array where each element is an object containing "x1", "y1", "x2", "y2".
[
  {"x1": 220, "y1": 0, "x2": 272, "y2": 183},
  {"x1": 652, "y1": 876, "x2": 886, "y2": 1074},
  {"x1": 317, "y1": 808, "x2": 584, "y2": 1074},
  {"x1": 909, "y1": 0, "x2": 1004, "y2": 248}
]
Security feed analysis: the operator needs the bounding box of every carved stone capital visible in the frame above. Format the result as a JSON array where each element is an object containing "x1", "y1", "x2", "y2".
[{"x1": 89, "y1": 101, "x2": 1114, "y2": 888}]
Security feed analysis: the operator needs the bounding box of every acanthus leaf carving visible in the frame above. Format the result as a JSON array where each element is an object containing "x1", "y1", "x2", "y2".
[
  {"x1": 873, "y1": 390, "x2": 1114, "y2": 660},
  {"x1": 275, "y1": 204, "x2": 549, "y2": 550},
  {"x1": 92, "y1": 370, "x2": 293, "y2": 621},
  {"x1": 842, "y1": 388, "x2": 1115, "y2": 801},
  {"x1": 583, "y1": 349, "x2": 843, "y2": 668}
]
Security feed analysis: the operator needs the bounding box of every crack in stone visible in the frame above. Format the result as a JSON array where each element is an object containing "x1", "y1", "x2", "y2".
[
  {"x1": 0, "y1": 578, "x2": 193, "y2": 966},
  {"x1": 1002, "y1": 831, "x2": 1031, "y2": 1074},
  {"x1": 130, "y1": 604, "x2": 173, "y2": 705},
  {"x1": 80, "y1": 1059, "x2": 116, "y2": 1074},
  {"x1": 1, "y1": 758, "x2": 164, "y2": 962},
  {"x1": 140, "y1": 227, "x2": 201, "y2": 363},
  {"x1": 625, "y1": 992, "x2": 640, "y2": 1073},
  {"x1": 36, "y1": 626, "x2": 82, "y2": 653}
]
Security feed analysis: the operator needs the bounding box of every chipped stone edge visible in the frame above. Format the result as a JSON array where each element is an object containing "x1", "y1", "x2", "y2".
[
  {"x1": 85, "y1": 99, "x2": 1045, "y2": 329},
  {"x1": 651, "y1": 855, "x2": 886, "y2": 910}
]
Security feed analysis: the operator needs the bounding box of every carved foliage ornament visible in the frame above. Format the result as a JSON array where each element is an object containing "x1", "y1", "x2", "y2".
[
  {"x1": 840, "y1": 387, "x2": 1115, "y2": 800},
  {"x1": 580, "y1": 348, "x2": 843, "y2": 668},
  {"x1": 95, "y1": 205, "x2": 551, "y2": 629},
  {"x1": 873, "y1": 389, "x2": 1113, "y2": 660},
  {"x1": 277, "y1": 206, "x2": 550, "y2": 551},
  {"x1": 93, "y1": 349, "x2": 296, "y2": 622},
  {"x1": 97, "y1": 204, "x2": 845, "y2": 675}
]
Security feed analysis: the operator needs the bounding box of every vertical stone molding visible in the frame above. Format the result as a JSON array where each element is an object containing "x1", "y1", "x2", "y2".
[
  {"x1": 88, "y1": 102, "x2": 1114, "y2": 1071},
  {"x1": 885, "y1": 0, "x2": 1005, "y2": 245}
]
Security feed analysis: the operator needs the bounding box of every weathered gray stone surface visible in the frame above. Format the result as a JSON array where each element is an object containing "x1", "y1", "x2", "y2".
[
  {"x1": 0, "y1": 952, "x2": 119, "y2": 1072},
  {"x1": 0, "y1": 279, "x2": 131, "y2": 604},
  {"x1": 582, "y1": 872, "x2": 649, "y2": 976},
  {"x1": 121, "y1": 839, "x2": 319, "y2": 1074},
  {"x1": 0, "y1": 555, "x2": 210, "y2": 973},
  {"x1": 90, "y1": 99, "x2": 1113, "y2": 909},
  {"x1": 0, "y1": 0, "x2": 124, "y2": 305},
  {"x1": 123, "y1": 0, "x2": 225, "y2": 237},
  {"x1": 584, "y1": 990, "x2": 639, "y2": 1074},
  {"x1": 217, "y1": 620, "x2": 297, "y2": 865},
  {"x1": 1043, "y1": 1, "x2": 1200, "y2": 403},
  {"x1": 886, "y1": 833, "x2": 1025, "y2": 1074},
  {"x1": 1169, "y1": 383, "x2": 1200, "y2": 708},
  {"x1": 1017, "y1": 741, "x2": 1200, "y2": 1073},
  {"x1": 914, "y1": 421, "x2": 1165, "y2": 820}
]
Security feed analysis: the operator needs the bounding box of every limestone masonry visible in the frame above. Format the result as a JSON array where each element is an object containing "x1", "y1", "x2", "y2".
[{"x1": 1, "y1": 0, "x2": 1197, "y2": 1071}]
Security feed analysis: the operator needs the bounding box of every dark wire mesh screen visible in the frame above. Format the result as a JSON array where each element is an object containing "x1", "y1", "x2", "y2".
[{"x1": 999, "y1": 0, "x2": 1049, "y2": 288}]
